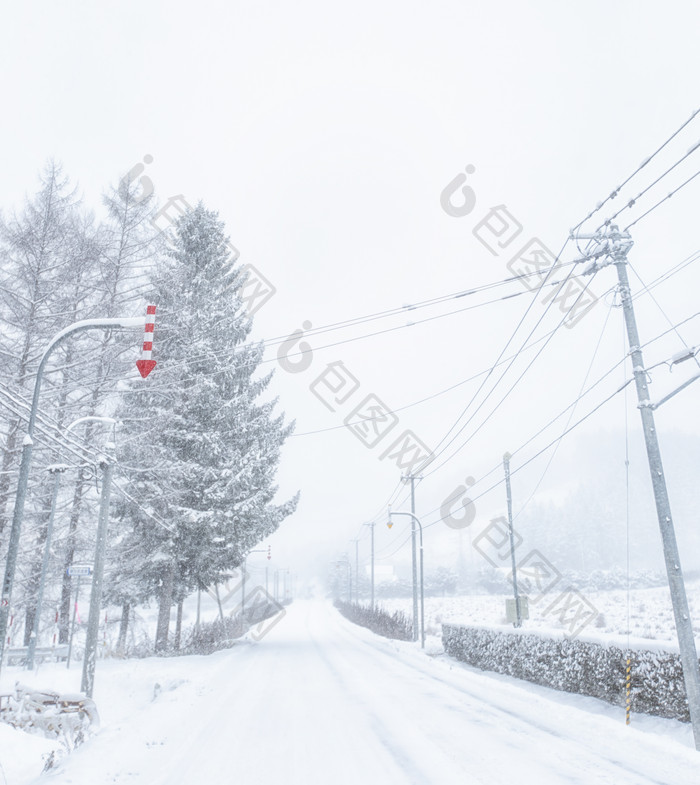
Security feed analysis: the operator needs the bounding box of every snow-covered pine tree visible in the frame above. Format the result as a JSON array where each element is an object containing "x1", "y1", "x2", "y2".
[{"x1": 113, "y1": 203, "x2": 298, "y2": 652}]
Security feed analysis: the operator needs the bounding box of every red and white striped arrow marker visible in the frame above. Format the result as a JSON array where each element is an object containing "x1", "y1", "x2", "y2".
[{"x1": 136, "y1": 304, "x2": 157, "y2": 378}]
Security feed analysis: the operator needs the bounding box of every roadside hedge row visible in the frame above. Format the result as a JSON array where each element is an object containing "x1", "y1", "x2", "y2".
[{"x1": 442, "y1": 624, "x2": 693, "y2": 722}]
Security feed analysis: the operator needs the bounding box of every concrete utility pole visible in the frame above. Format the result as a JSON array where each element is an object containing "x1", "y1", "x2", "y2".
[
  {"x1": 403, "y1": 474, "x2": 420, "y2": 642},
  {"x1": 503, "y1": 452, "x2": 522, "y2": 627},
  {"x1": 363, "y1": 522, "x2": 375, "y2": 610},
  {"x1": 81, "y1": 452, "x2": 115, "y2": 697},
  {"x1": 572, "y1": 225, "x2": 700, "y2": 751},
  {"x1": 353, "y1": 538, "x2": 360, "y2": 603},
  {"x1": 25, "y1": 464, "x2": 68, "y2": 670},
  {"x1": 370, "y1": 525, "x2": 374, "y2": 610},
  {"x1": 0, "y1": 315, "x2": 146, "y2": 674}
]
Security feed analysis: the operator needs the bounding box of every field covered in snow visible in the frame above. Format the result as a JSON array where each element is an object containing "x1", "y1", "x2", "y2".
[{"x1": 380, "y1": 580, "x2": 700, "y2": 648}]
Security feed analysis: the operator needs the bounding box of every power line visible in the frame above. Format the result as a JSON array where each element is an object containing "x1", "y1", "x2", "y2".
[
  {"x1": 421, "y1": 377, "x2": 634, "y2": 532},
  {"x1": 257, "y1": 260, "x2": 586, "y2": 349},
  {"x1": 573, "y1": 106, "x2": 700, "y2": 232},
  {"x1": 624, "y1": 167, "x2": 700, "y2": 231},
  {"x1": 512, "y1": 300, "x2": 615, "y2": 521},
  {"x1": 288, "y1": 320, "x2": 567, "y2": 438},
  {"x1": 130, "y1": 267, "x2": 590, "y2": 391},
  {"x1": 423, "y1": 270, "x2": 604, "y2": 478},
  {"x1": 632, "y1": 248, "x2": 700, "y2": 299},
  {"x1": 426, "y1": 239, "x2": 575, "y2": 467},
  {"x1": 598, "y1": 141, "x2": 700, "y2": 229},
  {"x1": 394, "y1": 305, "x2": 700, "y2": 532},
  {"x1": 628, "y1": 260, "x2": 700, "y2": 368}
]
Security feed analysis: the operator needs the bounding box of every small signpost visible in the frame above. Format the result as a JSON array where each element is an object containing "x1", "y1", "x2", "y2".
[
  {"x1": 67, "y1": 565, "x2": 92, "y2": 578},
  {"x1": 66, "y1": 566, "x2": 91, "y2": 669}
]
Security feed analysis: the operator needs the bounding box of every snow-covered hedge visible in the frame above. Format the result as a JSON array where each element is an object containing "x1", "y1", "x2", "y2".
[{"x1": 442, "y1": 624, "x2": 693, "y2": 722}]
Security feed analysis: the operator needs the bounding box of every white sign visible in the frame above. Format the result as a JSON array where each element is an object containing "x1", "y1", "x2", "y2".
[{"x1": 67, "y1": 565, "x2": 92, "y2": 577}]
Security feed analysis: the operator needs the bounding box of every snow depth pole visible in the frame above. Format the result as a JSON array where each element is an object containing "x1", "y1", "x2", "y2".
[
  {"x1": 572, "y1": 225, "x2": 700, "y2": 751},
  {"x1": 0, "y1": 314, "x2": 147, "y2": 676},
  {"x1": 626, "y1": 656, "x2": 632, "y2": 726}
]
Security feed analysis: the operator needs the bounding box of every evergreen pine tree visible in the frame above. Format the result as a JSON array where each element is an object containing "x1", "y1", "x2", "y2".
[{"x1": 113, "y1": 203, "x2": 297, "y2": 651}]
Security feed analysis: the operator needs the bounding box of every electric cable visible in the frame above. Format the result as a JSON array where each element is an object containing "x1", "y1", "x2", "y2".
[
  {"x1": 624, "y1": 167, "x2": 700, "y2": 231},
  {"x1": 573, "y1": 106, "x2": 700, "y2": 232}
]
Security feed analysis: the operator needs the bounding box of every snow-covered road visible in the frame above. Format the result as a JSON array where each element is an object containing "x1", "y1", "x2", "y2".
[{"x1": 8, "y1": 600, "x2": 700, "y2": 784}]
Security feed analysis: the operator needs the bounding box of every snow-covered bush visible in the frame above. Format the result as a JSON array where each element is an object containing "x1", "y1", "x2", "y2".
[
  {"x1": 335, "y1": 601, "x2": 413, "y2": 641},
  {"x1": 183, "y1": 617, "x2": 244, "y2": 655},
  {"x1": 442, "y1": 624, "x2": 693, "y2": 721}
]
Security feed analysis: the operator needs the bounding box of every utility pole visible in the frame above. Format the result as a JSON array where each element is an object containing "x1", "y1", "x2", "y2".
[
  {"x1": 353, "y1": 538, "x2": 360, "y2": 603},
  {"x1": 26, "y1": 464, "x2": 68, "y2": 670},
  {"x1": 403, "y1": 474, "x2": 419, "y2": 641},
  {"x1": 503, "y1": 452, "x2": 522, "y2": 627},
  {"x1": 370, "y1": 525, "x2": 374, "y2": 610},
  {"x1": 363, "y1": 522, "x2": 375, "y2": 610},
  {"x1": 241, "y1": 557, "x2": 247, "y2": 622},
  {"x1": 573, "y1": 225, "x2": 700, "y2": 750},
  {"x1": 81, "y1": 451, "x2": 115, "y2": 698}
]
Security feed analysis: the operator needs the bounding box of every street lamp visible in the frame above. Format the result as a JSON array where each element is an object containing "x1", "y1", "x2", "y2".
[
  {"x1": 333, "y1": 558, "x2": 352, "y2": 602},
  {"x1": 241, "y1": 549, "x2": 268, "y2": 622},
  {"x1": 387, "y1": 508, "x2": 425, "y2": 648},
  {"x1": 0, "y1": 315, "x2": 146, "y2": 673}
]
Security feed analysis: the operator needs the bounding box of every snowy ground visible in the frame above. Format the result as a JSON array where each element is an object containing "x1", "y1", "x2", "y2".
[
  {"x1": 1, "y1": 599, "x2": 698, "y2": 784},
  {"x1": 380, "y1": 581, "x2": 700, "y2": 647}
]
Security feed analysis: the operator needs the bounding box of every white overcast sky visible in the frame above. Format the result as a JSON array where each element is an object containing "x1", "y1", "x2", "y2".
[{"x1": 2, "y1": 1, "x2": 700, "y2": 581}]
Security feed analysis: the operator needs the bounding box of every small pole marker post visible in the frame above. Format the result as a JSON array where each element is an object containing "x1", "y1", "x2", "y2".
[{"x1": 626, "y1": 655, "x2": 632, "y2": 725}]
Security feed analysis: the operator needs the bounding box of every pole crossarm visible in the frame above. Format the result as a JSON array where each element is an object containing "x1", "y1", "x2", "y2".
[
  {"x1": 569, "y1": 225, "x2": 634, "y2": 275},
  {"x1": 645, "y1": 370, "x2": 700, "y2": 410}
]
